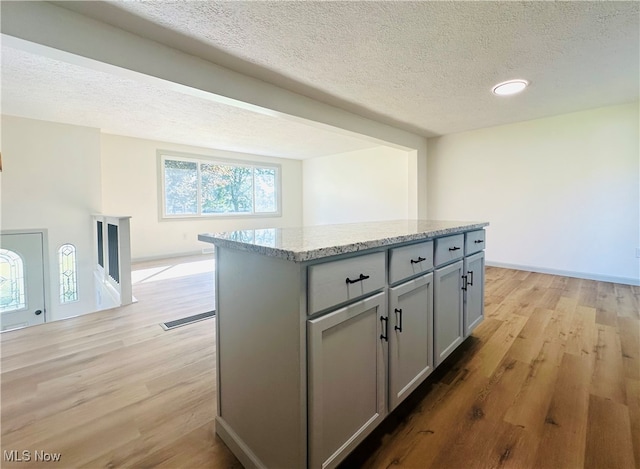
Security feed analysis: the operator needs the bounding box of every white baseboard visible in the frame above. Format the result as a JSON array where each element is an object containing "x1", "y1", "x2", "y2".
[
  {"x1": 215, "y1": 416, "x2": 266, "y2": 469},
  {"x1": 486, "y1": 261, "x2": 640, "y2": 286}
]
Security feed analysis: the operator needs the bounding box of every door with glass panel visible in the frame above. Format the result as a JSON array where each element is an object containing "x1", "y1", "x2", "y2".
[{"x1": 0, "y1": 232, "x2": 47, "y2": 331}]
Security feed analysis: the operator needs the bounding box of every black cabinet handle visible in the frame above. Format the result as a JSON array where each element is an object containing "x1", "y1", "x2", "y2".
[
  {"x1": 394, "y1": 308, "x2": 403, "y2": 332},
  {"x1": 346, "y1": 273, "x2": 370, "y2": 284},
  {"x1": 462, "y1": 274, "x2": 468, "y2": 291},
  {"x1": 474, "y1": 240, "x2": 484, "y2": 244},
  {"x1": 449, "y1": 246, "x2": 461, "y2": 251},
  {"x1": 468, "y1": 270, "x2": 474, "y2": 286},
  {"x1": 410, "y1": 256, "x2": 426, "y2": 264},
  {"x1": 380, "y1": 316, "x2": 389, "y2": 341},
  {"x1": 34, "y1": 309, "x2": 42, "y2": 316}
]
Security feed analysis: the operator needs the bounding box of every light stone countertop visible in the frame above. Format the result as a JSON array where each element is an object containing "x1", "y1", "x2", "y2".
[{"x1": 198, "y1": 219, "x2": 489, "y2": 263}]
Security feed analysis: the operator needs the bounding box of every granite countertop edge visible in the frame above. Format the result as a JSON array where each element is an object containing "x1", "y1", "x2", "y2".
[{"x1": 198, "y1": 220, "x2": 489, "y2": 263}]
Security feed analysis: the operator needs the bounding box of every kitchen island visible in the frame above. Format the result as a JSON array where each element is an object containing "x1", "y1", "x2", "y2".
[{"x1": 199, "y1": 220, "x2": 489, "y2": 469}]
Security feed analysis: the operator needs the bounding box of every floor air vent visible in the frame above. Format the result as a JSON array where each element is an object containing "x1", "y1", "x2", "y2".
[{"x1": 161, "y1": 310, "x2": 215, "y2": 330}]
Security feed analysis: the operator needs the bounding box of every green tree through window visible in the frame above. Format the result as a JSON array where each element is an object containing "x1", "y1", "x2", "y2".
[
  {"x1": 164, "y1": 160, "x2": 198, "y2": 215},
  {"x1": 201, "y1": 164, "x2": 253, "y2": 214},
  {"x1": 255, "y1": 168, "x2": 277, "y2": 213},
  {"x1": 162, "y1": 155, "x2": 279, "y2": 217}
]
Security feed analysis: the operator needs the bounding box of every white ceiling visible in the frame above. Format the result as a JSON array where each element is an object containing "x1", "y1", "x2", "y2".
[
  {"x1": 1, "y1": 44, "x2": 380, "y2": 159},
  {"x1": 2, "y1": 1, "x2": 639, "y2": 157}
]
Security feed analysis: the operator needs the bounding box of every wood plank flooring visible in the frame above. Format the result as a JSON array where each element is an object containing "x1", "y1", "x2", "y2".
[
  {"x1": 1, "y1": 260, "x2": 638, "y2": 468},
  {"x1": 344, "y1": 267, "x2": 640, "y2": 469},
  {"x1": 1, "y1": 255, "x2": 240, "y2": 468}
]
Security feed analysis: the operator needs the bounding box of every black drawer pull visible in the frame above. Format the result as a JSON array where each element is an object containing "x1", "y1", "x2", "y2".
[
  {"x1": 468, "y1": 270, "x2": 474, "y2": 286},
  {"x1": 394, "y1": 308, "x2": 403, "y2": 332},
  {"x1": 410, "y1": 256, "x2": 426, "y2": 264},
  {"x1": 380, "y1": 316, "x2": 389, "y2": 342},
  {"x1": 474, "y1": 240, "x2": 484, "y2": 244},
  {"x1": 449, "y1": 246, "x2": 461, "y2": 251},
  {"x1": 346, "y1": 273, "x2": 370, "y2": 284},
  {"x1": 462, "y1": 274, "x2": 468, "y2": 291}
]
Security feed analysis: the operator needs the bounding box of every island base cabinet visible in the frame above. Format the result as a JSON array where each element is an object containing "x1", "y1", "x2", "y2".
[
  {"x1": 308, "y1": 292, "x2": 387, "y2": 469},
  {"x1": 388, "y1": 273, "x2": 434, "y2": 410},
  {"x1": 434, "y1": 260, "x2": 464, "y2": 367},
  {"x1": 464, "y1": 251, "x2": 485, "y2": 336},
  {"x1": 203, "y1": 223, "x2": 488, "y2": 469}
]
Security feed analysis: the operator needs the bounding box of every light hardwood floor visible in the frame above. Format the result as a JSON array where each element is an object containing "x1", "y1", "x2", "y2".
[{"x1": 1, "y1": 258, "x2": 638, "y2": 468}]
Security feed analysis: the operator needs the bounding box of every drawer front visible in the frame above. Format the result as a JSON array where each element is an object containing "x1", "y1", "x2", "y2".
[
  {"x1": 434, "y1": 234, "x2": 464, "y2": 267},
  {"x1": 388, "y1": 241, "x2": 434, "y2": 284},
  {"x1": 308, "y1": 252, "x2": 385, "y2": 315},
  {"x1": 465, "y1": 230, "x2": 486, "y2": 255}
]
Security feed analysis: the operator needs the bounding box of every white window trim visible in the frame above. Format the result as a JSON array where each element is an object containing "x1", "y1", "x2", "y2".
[{"x1": 158, "y1": 150, "x2": 282, "y2": 220}]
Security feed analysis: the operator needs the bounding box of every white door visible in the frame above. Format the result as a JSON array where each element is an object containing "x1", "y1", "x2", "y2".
[{"x1": 0, "y1": 232, "x2": 47, "y2": 331}]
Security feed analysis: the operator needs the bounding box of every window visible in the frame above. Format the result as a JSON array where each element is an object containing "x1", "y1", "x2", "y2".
[
  {"x1": 0, "y1": 249, "x2": 26, "y2": 312},
  {"x1": 107, "y1": 225, "x2": 119, "y2": 283},
  {"x1": 160, "y1": 153, "x2": 280, "y2": 218},
  {"x1": 96, "y1": 220, "x2": 104, "y2": 268},
  {"x1": 58, "y1": 244, "x2": 78, "y2": 303}
]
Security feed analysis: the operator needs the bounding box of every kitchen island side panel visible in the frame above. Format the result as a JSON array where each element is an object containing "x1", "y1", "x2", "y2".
[{"x1": 216, "y1": 246, "x2": 306, "y2": 469}]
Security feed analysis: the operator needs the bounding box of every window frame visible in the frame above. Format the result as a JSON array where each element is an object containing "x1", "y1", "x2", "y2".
[{"x1": 158, "y1": 151, "x2": 282, "y2": 220}]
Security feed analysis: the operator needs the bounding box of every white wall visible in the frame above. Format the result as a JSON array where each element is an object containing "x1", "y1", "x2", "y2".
[
  {"x1": 427, "y1": 102, "x2": 640, "y2": 285},
  {"x1": 1, "y1": 115, "x2": 103, "y2": 319},
  {"x1": 303, "y1": 146, "x2": 409, "y2": 226},
  {"x1": 3, "y1": 1, "x2": 428, "y2": 219},
  {"x1": 101, "y1": 134, "x2": 303, "y2": 260}
]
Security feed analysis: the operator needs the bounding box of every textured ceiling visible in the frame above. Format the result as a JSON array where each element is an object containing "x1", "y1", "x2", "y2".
[
  {"x1": 2, "y1": 1, "x2": 638, "y2": 157},
  {"x1": 0, "y1": 45, "x2": 380, "y2": 159},
  {"x1": 71, "y1": 0, "x2": 639, "y2": 136}
]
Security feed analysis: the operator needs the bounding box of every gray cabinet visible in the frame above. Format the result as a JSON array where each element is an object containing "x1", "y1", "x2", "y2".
[
  {"x1": 388, "y1": 273, "x2": 434, "y2": 410},
  {"x1": 465, "y1": 229, "x2": 486, "y2": 255},
  {"x1": 463, "y1": 251, "x2": 485, "y2": 336},
  {"x1": 388, "y1": 241, "x2": 433, "y2": 284},
  {"x1": 434, "y1": 234, "x2": 464, "y2": 266},
  {"x1": 307, "y1": 292, "x2": 387, "y2": 469},
  {"x1": 308, "y1": 251, "x2": 385, "y2": 315},
  {"x1": 434, "y1": 260, "x2": 464, "y2": 366},
  {"x1": 205, "y1": 224, "x2": 488, "y2": 469}
]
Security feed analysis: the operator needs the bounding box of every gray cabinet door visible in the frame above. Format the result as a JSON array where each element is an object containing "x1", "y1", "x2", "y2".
[
  {"x1": 388, "y1": 273, "x2": 434, "y2": 410},
  {"x1": 307, "y1": 292, "x2": 387, "y2": 469},
  {"x1": 434, "y1": 260, "x2": 464, "y2": 366},
  {"x1": 464, "y1": 251, "x2": 485, "y2": 336}
]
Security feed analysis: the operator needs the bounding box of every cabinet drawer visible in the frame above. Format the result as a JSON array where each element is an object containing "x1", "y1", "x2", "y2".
[
  {"x1": 465, "y1": 230, "x2": 486, "y2": 255},
  {"x1": 434, "y1": 234, "x2": 464, "y2": 267},
  {"x1": 308, "y1": 252, "x2": 385, "y2": 315},
  {"x1": 388, "y1": 241, "x2": 434, "y2": 284}
]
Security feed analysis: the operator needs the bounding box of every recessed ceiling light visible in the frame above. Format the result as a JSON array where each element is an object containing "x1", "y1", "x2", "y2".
[{"x1": 492, "y1": 79, "x2": 529, "y2": 96}]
